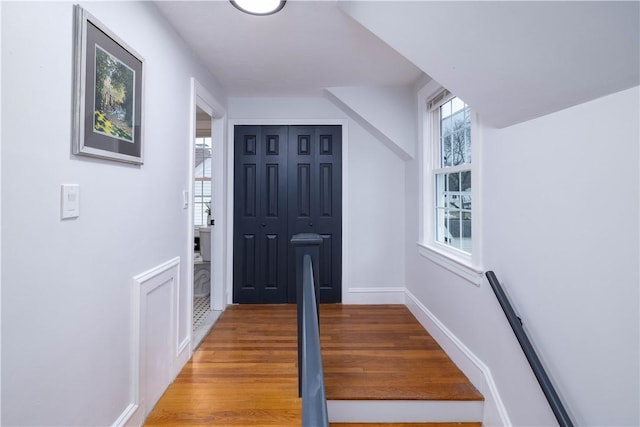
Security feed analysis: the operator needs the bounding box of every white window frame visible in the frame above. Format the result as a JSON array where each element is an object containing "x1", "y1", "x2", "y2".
[
  {"x1": 193, "y1": 136, "x2": 212, "y2": 227},
  {"x1": 417, "y1": 81, "x2": 483, "y2": 286}
]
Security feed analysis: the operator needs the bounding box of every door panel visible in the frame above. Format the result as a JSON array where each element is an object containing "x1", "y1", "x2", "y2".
[
  {"x1": 242, "y1": 164, "x2": 257, "y2": 217},
  {"x1": 319, "y1": 163, "x2": 333, "y2": 216},
  {"x1": 234, "y1": 126, "x2": 288, "y2": 303},
  {"x1": 234, "y1": 125, "x2": 341, "y2": 304},
  {"x1": 287, "y1": 126, "x2": 342, "y2": 303},
  {"x1": 296, "y1": 164, "x2": 311, "y2": 217}
]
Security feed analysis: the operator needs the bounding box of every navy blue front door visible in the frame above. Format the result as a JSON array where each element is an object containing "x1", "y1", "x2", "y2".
[{"x1": 233, "y1": 125, "x2": 342, "y2": 304}]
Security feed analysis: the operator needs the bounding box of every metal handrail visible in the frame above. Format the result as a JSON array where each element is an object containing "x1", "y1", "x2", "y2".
[
  {"x1": 485, "y1": 271, "x2": 574, "y2": 427},
  {"x1": 301, "y1": 254, "x2": 328, "y2": 427}
]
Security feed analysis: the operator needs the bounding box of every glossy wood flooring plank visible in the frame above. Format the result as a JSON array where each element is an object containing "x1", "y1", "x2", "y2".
[
  {"x1": 144, "y1": 304, "x2": 482, "y2": 426},
  {"x1": 145, "y1": 305, "x2": 300, "y2": 426},
  {"x1": 320, "y1": 305, "x2": 483, "y2": 401}
]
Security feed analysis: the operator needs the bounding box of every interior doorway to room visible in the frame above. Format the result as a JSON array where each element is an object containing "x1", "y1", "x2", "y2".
[
  {"x1": 233, "y1": 125, "x2": 342, "y2": 304},
  {"x1": 192, "y1": 106, "x2": 218, "y2": 347}
]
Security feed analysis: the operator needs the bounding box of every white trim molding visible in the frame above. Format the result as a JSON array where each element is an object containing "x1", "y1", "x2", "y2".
[
  {"x1": 111, "y1": 403, "x2": 138, "y2": 427},
  {"x1": 405, "y1": 289, "x2": 512, "y2": 427},
  {"x1": 177, "y1": 335, "x2": 190, "y2": 356},
  {"x1": 130, "y1": 257, "x2": 181, "y2": 423},
  {"x1": 226, "y1": 119, "x2": 349, "y2": 305},
  {"x1": 343, "y1": 286, "x2": 406, "y2": 304},
  {"x1": 190, "y1": 77, "x2": 228, "y2": 347},
  {"x1": 417, "y1": 242, "x2": 484, "y2": 286},
  {"x1": 417, "y1": 79, "x2": 484, "y2": 286}
]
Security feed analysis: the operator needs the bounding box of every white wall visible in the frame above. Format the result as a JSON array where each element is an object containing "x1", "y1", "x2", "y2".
[
  {"x1": 338, "y1": 1, "x2": 640, "y2": 129},
  {"x1": 326, "y1": 85, "x2": 417, "y2": 160},
  {"x1": 483, "y1": 86, "x2": 639, "y2": 425},
  {"x1": 0, "y1": 2, "x2": 4, "y2": 423},
  {"x1": 339, "y1": 2, "x2": 639, "y2": 423},
  {"x1": 1, "y1": 2, "x2": 225, "y2": 425},
  {"x1": 227, "y1": 97, "x2": 406, "y2": 301},
  {"x1": 406, "y1": 87, "x2": 640, "y2": 425}
]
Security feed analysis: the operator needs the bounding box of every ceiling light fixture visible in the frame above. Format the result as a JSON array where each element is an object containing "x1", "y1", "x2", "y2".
[{"x1": 230, "y1": 0, "x2": 286, "y2": 16}]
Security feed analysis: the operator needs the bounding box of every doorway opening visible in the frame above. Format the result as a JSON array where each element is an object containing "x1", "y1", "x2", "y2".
[
  {"x1": 192, "y1": 107, "x2": 219, "y2": 347},
  {"x1": 188, "y1": 79, "x2": 227, "y2": 351}
]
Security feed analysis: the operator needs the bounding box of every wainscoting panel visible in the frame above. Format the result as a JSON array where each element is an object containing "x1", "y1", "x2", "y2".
[{"x1": 128, "y1": 257, "x2": 181, "y2": 424}]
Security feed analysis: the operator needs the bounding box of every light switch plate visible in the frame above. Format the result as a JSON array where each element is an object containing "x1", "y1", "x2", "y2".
[{"x1": 61, "y1": 184, "x2": 80, "y2": 219}]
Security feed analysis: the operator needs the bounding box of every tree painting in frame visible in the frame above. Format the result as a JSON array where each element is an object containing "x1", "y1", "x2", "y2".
[{"x1": 72, "y1": 5, "x2": 144, "y2": 164}]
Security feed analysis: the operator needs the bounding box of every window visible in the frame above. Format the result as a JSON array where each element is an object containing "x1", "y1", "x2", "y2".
[
  {"x1": 433, "y1": 96, "x2": 472, "y2": 253},
  {"x1": 418, "y1": 84, "x2": 482, "y2": 285},
  {"x1": 194, "y1": 137, "x2": 212, "y2": 226}
]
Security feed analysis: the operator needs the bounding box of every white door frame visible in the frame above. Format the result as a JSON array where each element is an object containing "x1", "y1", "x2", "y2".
[
  {"x1": 225, "y1": 119, "x2": 349, "y2": 305},
  {"x1": 188, "y1": 79, "x2": 227, "y2": 353}
]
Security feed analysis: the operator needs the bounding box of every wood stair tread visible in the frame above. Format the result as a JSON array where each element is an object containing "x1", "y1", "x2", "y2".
[
  {"x1": 144, "y1": 304, "x2": 483, "y2": 426},
  {"x1": 321, "y1": 304, "x2": 483, "y2": 402}
]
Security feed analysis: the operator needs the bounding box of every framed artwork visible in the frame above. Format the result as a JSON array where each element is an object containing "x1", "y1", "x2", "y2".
[{"x1": 72, "y1": 5, "x2": 144, "y2": 164}]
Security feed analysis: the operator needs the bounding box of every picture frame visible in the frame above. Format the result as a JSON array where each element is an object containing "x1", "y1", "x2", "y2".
[{"x1": 72, "y1": 5, "x2": 144, "y2": 165}]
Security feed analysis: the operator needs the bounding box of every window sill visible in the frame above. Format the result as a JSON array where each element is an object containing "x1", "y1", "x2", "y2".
[{"x1": 416, "y1": 242, "x2": 484, "y2": 286}]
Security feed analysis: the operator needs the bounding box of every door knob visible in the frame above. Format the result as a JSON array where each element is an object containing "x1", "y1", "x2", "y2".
[
  {"x1": 308, "y1": 222, "x2": 313, "y2": 227},
  {"x1": 262, "y1": 223, "x2": 266, "y2": 227}
]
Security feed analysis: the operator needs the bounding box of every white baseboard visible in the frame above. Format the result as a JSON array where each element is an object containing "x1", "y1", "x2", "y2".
[
  {"x1": 112, "y1": 403, "x2": 140, "y2": 427},
  {"x1": 404, "y1": 289, "x2": 512, "y2": 427},
  {"x1": 177, "y1": 336, "x2": 190, "y2": 358},
  {"x1": 175, "y1": 335, "x2": 191, "y2": 379},
  {"x1": 343, "y1": 286, "x2": 406, "y2": 304}
]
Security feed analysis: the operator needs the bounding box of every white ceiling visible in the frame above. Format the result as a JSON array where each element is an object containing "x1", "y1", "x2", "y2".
[
  {"x1": 339, "y1": 1, "x2": 640, "y2": 127},
  {"x1": 154, "y1": 0, "x2": 425, "y2": 97},
  {"x1": 155, "y1": 0, "x2": 639, "y2": 127}
]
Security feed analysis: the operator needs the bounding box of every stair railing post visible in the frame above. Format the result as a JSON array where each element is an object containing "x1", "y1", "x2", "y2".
[{"x1": 291, "y1": 233, "x2": 322, "y2": 398}]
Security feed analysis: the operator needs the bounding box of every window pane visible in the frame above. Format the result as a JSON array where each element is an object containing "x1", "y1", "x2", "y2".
[
  {"x1": 462, "y1": 194, "x2": 472, "y2": 210},
  {"x1": 451, "y1": 130, "x2": 466, "y2": 166},
  {"x1": 194, "y1": 204, "x2": 204, "y2": 226},
  {"x1": 195, "y1": 138, "x2": 212, "y2": 167},
  {"x1": 452, "y1": 110, "x2": 466, "y2": 133},
  {"x1": 439, "y1": 97, "x2": 470, "y2": 167},
  {"x1": 448, "y1": 173, "x2": 460, "y2": 192},
  {"x1": 436, "y1": 173, "x2": 447, "y2": 207},
  {"x1": 441, "y1": 114, "x2": 452, "y2": 137},
  {"x1": 440, "y1": 102, "x2": 451, "y2": 119},
  {"x1": 449, "y1": 194, "x2": 460, "y2": 209},
  {"x1": 451, "y1": 96, "x2": 465, "y2": 114},
  {"x1": 194, "y1": 137, "x2": 212, "y2": 226},
  {"x1": 435, "y1": 208, "x2": 448, "y2": 245},
  {"x1": 464, "y1": 127, "x2": 472, "y2": 163},
  {"x1": 460, "y1": 211, "x2": 472, "y2": 252},
  {"x1": 442, "y1": 134, "x2": 452, "y2": 167},
  {"x1": 461, "y1": 171, "x2": 471, "y2": 192},
  {"x1": 447, "y1": 210, "x2": 472, "y2": 253},
  {"x1": 432, "y1": 95, "x2": 472, "y2": 254},
  {"x1": 435, "y1": 171, "x2": 472, "y2": 253}
]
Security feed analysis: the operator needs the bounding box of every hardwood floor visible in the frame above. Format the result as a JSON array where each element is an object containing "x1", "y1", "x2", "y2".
[
  {"x1": 144, "y1": 304, "x2": 482, "y2": 426},
  {"x1": 321, "y1": 305, "x2": 482, "y2": 401},
  {"x1": 145, "y1": 305, "x2": 300, "y2": 426}
]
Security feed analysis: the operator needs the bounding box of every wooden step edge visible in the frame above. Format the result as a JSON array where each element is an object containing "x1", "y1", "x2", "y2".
[{"x1": 327, "y1": 395, "x2": 485, "y2": 402}]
